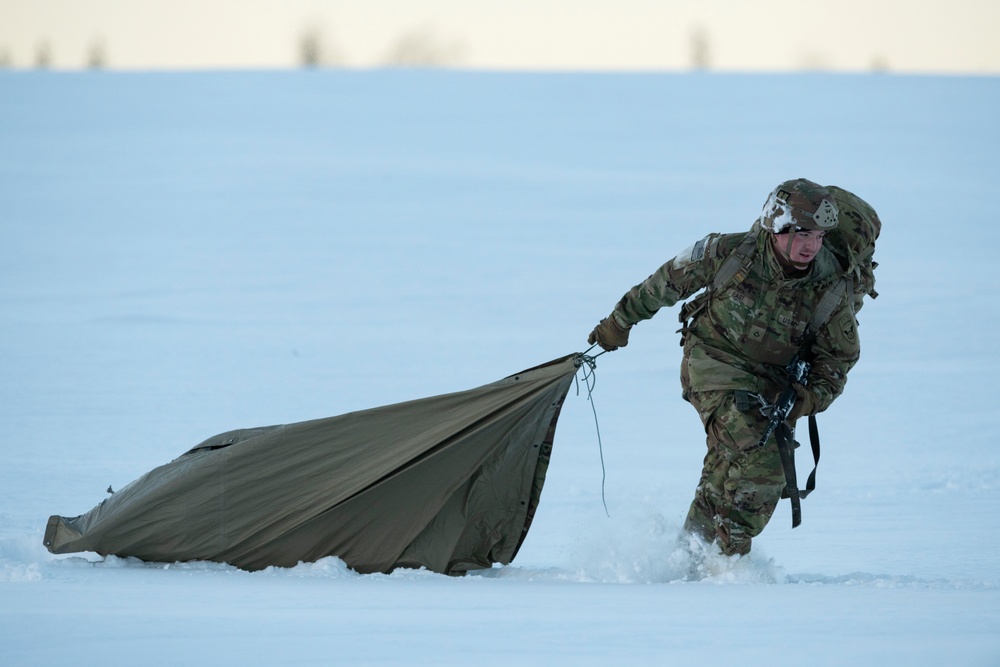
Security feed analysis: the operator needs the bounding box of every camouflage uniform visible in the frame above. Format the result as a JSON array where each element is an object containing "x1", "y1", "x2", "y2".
[{"x1": 607, "y1": 222, "x2": 860, "y2": 555}]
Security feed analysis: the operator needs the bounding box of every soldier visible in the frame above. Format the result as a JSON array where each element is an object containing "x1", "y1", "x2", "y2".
[{"x1": 588, "y1": 178, "x2": 860, "y2": 557}]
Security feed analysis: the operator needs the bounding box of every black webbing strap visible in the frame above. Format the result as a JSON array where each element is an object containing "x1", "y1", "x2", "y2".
[
  {"x1": 775, "y1": 424, "x2": 802, "y2": 527},
  {"x1": 802, "y1": 413, "x2": 821, "y2": 499},
  {"x1": 776, "y1": 413, "x2": 821, "y2": 528}
]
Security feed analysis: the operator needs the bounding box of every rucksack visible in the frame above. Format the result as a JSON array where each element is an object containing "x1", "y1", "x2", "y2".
[{"x1": 824, "y1": 185, "x2": 881, "y2": 312}]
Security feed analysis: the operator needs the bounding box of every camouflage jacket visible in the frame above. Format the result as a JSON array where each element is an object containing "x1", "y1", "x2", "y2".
[{"x1": 612, "y1": 228, "x2": 860, "y2": 413}]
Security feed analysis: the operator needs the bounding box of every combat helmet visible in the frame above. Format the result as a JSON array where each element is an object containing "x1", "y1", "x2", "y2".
[{"x1": 760, "y1": 178, "x2": 839, "y2": 233}]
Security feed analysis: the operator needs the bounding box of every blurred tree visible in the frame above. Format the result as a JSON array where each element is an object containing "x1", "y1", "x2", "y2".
[
  {"x1": 300, "y1": 27, "x2": 321, "y2": 67},
  {"x1": 690, "y1": 25, "x2": 711, "y2": 70},
  {"x1": 87, "y1": 39, "x2": 107, "y2": 69},
  {"x1": 798, "y1": 52, "x2": 830, "y2": 71},
  {"x1": 0, "y1": 47, "x2": 11, "y2": 68},
  {"x1": 299, "y1": 24, "x2": 344, "y2": 68},
  {"x1": 870, "y1": 55, "x2": 890, "y2": 72},
  {"x1": 35, "y1": 40, "x2": 52, "y2": 68},
  {"x1": 382, "y1": 26, "x2": 467, "y2": 67}
]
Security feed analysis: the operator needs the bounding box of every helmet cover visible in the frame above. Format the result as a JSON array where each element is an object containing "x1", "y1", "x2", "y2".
[{"x1": 760, "y1": 178, "x2": 839, "y2": 233}]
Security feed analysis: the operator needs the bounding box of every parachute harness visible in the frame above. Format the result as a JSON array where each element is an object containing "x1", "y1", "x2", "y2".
[{"x1": 577, "y1": 346, "x2": 610, "y2": 517}]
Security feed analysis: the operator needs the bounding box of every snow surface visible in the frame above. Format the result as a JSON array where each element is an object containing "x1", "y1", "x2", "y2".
[{"x1": 2, "y1": 70, "x2": 999, "y2": 666}]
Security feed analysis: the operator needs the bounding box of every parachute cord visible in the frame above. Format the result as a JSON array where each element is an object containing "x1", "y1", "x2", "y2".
[{"x1": 575, "y1": 351, "x2": 610, "y2": 517}]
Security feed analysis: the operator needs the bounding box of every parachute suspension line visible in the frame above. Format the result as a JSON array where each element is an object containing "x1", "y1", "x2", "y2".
[{"x1": 575, "y1": 351, "x2": 610, "y2": 517}]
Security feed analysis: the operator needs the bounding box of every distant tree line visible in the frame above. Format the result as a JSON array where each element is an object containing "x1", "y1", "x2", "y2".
[
  {"x1": 0, "y1": 24, "x2": 890, "y2": 72},
  {"x1": 299, "y1": 24, "x2": 467, "y2": 68},
  {"x1": 0, "y1": 38, "x2": 107, "y2": 69}
]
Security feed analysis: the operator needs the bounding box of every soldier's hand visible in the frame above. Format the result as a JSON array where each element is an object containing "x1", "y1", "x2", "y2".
[
  {"x1": 788, "y1": 385, "x2": 819, "y2": 421},
  {"x1": 587, "y1": 316, "x2": 631, "y2": 352}
]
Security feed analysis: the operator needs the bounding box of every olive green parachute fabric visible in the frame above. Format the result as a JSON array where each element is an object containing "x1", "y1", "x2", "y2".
[{"x1": 44, "y1": 354, "x2": 582, "y2": 575}]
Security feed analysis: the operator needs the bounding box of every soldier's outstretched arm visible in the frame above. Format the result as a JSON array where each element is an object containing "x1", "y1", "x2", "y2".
[
  {"x1": 605, "y1": 233, "x2": 728, "y2": 329},
  {"x1": 586, "y1": 234, "x2": 734, "y2": 351}
]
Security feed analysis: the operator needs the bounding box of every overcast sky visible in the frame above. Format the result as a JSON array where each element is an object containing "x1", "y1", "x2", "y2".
[{"x1": 2, "y1": 0, "x2": 998, "y2": 73}]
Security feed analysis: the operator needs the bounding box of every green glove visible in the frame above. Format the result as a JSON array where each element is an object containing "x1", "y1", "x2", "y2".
[
  {"x1": 588, "y1": 315, "x2": 631, "y2": 352},
  {"x1": 788, "y1": 384, "x2": 819, "y2": 422}
]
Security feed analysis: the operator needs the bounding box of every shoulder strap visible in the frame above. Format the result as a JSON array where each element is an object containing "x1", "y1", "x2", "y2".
[
  {"x1": 712, "y1": 227, "x2": 760, "y2": 291},
  {"x1": 805, "y1": 277, "x2": 849, "y2": 337},
  {"x1": 677, "y1": 228, "x2": 761, "y2": 347}
]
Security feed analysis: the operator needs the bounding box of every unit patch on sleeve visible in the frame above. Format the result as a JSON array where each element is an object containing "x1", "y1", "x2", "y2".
[{"x1": 839, "y1": 313, "x2": 857, "y2": 342}]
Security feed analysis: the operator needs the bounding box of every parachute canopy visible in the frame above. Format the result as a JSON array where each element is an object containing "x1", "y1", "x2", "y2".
[{"x1": 44, "y1": 354, "x2": 582, "y2": 575}]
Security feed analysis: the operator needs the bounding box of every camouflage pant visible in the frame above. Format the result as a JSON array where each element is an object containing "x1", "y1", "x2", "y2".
[{"x1": 682, "y1": 390, "x2": 786, "y2": 556}]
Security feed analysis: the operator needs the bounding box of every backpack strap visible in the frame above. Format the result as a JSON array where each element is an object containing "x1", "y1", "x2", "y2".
[
  {"x1": 677, "y1": 228, "x2": 760, "y2": 347},
  {"x1": 806, "y1": 276, "x2": 850, "y2": 337},
  {"x1": 712, "y1": 227, "x2": 760, "y2": 291}
]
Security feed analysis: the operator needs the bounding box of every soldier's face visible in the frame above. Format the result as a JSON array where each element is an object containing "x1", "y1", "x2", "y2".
[{"x1": 773, "y1": 230, "x2": 826, "y2": 269}]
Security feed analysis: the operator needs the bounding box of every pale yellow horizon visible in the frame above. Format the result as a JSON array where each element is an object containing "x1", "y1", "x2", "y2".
[{"x1": 2, "y1": 0, "x2": 998, "y2": 74}]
